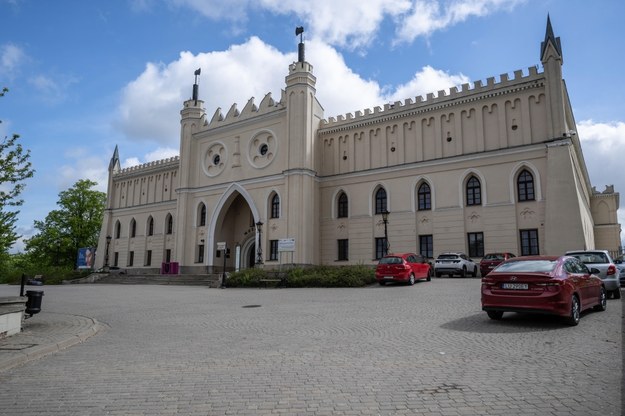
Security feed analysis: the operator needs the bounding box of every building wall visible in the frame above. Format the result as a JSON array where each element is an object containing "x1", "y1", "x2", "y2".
[{"x1": 94, "y1": 21, "x2": 621, "y2": 272}]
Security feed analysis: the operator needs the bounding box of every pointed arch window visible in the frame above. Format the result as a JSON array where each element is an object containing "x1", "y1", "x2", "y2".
[
  {"x1": 130, "y1": 218, "x2": 136, "y2": 238},
  {"x1": 166, "y1": 214, "x2": 173, "y2": 235},
  {"x1": 199, "y1": 203, "x2": 206, "y2": 226},
  {"x1": 147, "y1": 216, "x2": 154, "y2": 236},
  {"x1": 466, "y1": 176, "x2": 481, "y2": 206},
  {"x1": 375, "y1": 188, "x2": 387, "y2": 215},
  {"x1": 270, "y1": 194, "x2": 280, "y2": 219},
  {"x1": 115, "y1": 221, "x2": 121, "y2": 239},
  {"x1": 417, "y1": 183, "x2": 431, "y2": 211},
  {"x1": 337, "y1": 192, "x2": 348, "y2": 218},
  {"x1": 517, "y1": 169, "x2": 535, "y2": 202}
]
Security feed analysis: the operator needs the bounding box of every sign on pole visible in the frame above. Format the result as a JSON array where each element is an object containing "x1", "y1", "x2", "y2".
[
  {"x1": 278, "y1": 238, "x2": 295, "y2": 252},
  {"x1": 216, "y1": 241, "x2": 226, "y2": 251}
]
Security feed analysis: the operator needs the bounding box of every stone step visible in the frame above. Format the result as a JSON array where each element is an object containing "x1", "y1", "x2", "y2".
[{"x1": 94, "y1": 274, "x2": 223, "y2": 287}]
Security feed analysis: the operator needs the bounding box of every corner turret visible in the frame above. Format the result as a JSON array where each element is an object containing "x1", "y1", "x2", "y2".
[{"x1": 540, "y1": 15, "x2": 567, "y2": 139}]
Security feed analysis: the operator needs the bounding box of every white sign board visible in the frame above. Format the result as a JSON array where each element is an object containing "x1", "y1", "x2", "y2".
[
  {"x1": 216, "y1": 241, "x2": 227, "y2": 251},
  {"x1": 278, "y1": 238, "x2": 295, "y2": 252}
]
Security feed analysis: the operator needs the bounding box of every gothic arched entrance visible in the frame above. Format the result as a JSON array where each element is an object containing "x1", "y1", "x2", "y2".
[{"x1": 207, "y1": 186, "x2": 260, "y2": 272}]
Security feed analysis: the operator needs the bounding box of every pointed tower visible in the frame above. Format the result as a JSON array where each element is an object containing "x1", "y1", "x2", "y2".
[
  {"x1": 540, "y1": 15, "x2": 566, "y2": 139},
  {"x1": 107, "y1": 145, "x2": 120, "y2": 209},
  {"x1": 283, "y1": 27, "x2": 324, "y2": 265},
  {"x1": 95, "y1": 146, "x2": 122, "y2": 269},
  {"x1": 541, "y1": 16, "x2": 593, "y2": 253}
]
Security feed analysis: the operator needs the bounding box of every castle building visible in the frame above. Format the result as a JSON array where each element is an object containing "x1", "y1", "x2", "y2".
[{"x1": 95, "y1": 18, "x2": 621, "y2": 273}]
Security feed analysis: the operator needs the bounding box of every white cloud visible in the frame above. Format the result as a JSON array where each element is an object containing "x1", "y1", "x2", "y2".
[
  {"x1": 59, "y1": 147, "x2": 109, "y2": 192},
  {"x1": 577, "y1": 119, "x2": 625, "y2": 248},
  {"x1": 169, "y1": 0, "x2": 523, "y2": 48},
  {"x1": 117, "y1": 36, "x2": 473, "y2": 145},
  {"x1": 116, "y1": 37, "x2": 292, "y2": 145},
  {"x1": 0, "y1": 43, "x2": 26, "y2": 79},
  {"x1": 145, "y1": 147, "x2": 179, "y2": 161},
  {"x1": 396, "y1": 0, "x2": 525, "y2": 43},
  {"x1": 388, "y1": 65, "x2": 470, "y2": 102}
]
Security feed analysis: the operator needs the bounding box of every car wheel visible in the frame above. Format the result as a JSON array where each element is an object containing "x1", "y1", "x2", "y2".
[
  {"x1": 426, "y1": 268, "x2": 432, "y2": 282},
  {"x1": 594, "y1": 287, "x2": 607, "y2": 312},
  {"x1": 471, "y1": 266, "x2": 477, "y2": 277},
  {"x1": 487, "y1": 311, "x2": 503, "y2": 320},
  {"x1": 613, "y1": 289, "x2": 621, "y2": 300},
  {"x1": 566, "y1": 295, "x2": 580, "y2": 326},
  {"x1": 459, "y1": 267, "x2": 466, "y2": 278},
  {"x1": 408, "y1": 273, "x2": 415, "y2": 286}
]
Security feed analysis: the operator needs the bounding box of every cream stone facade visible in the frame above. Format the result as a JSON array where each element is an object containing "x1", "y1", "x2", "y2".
[{"x1": 95, "y1": 18, "x2": 621, "y2": 273}]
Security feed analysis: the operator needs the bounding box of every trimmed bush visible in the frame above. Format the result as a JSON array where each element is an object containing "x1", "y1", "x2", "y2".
[{"x1": 226, "y1": 265, "x2": 375, "y2": 288}]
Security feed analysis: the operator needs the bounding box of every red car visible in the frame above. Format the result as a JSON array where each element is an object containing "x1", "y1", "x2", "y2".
[
  {"x1": 375, "y1": 253, "x2": 433, "y2": 286},
  {"x1": 481, "y1": 255, "x2": 606, "y2": 325},
  {"x1": 479, "y1": 252, "x2": 515, "y2": 276}
]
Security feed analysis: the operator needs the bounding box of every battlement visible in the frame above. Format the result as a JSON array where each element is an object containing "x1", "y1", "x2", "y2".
[
  {"x1": 116, "y1": 156, "x2": 180, "y2": 176},
  {"x1": 205, "y1": 90, "x2": 286, "y2": 130},
  {"x1": 319, "y1": 66, "x2": 544, "y2": 131}
]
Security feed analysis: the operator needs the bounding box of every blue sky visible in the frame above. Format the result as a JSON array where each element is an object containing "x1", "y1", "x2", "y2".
[{"x1": 2, "y1": 0, "x2": 625, "y2": 252}]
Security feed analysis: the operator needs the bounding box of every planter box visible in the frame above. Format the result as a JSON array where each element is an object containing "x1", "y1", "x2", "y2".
[{"x1": 0, "y1": 296, "x2": 26, "y2": 339}]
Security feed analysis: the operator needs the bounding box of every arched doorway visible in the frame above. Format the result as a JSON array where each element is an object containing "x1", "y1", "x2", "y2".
[{"x1": 210, "y1": 191, "x2": 258, "y2": 271}]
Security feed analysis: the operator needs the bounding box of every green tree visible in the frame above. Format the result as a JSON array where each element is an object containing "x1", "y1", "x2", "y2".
[
  {"x1": 25, "y1": 179, "x2": 106, "y2": 268},
  {"x1": 0, "y1": 87, "x2": 35, "y2": 254}
]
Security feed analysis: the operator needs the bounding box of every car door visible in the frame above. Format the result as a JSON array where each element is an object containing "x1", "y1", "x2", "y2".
[
  {"x1": 577, "y1": 260, "x2": 600, "y2": 306},
  {"x1": 411, "y1": 254, "x2": 428, "y2": 278},
  {"x1": 568, "y1": 259, "x2": 593, "y2": 308}
]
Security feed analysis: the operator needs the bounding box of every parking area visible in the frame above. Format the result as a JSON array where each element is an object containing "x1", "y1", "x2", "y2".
[{"x1": 0, "y1": 279, "x2": 621, "y2": 415}]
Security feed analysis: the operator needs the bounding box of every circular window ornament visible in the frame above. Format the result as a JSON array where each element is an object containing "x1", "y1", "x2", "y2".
[
  {"x1": 248, "y1": 131, "x2": 277, "y2": 169},
  {"x1": 202, "y1": 142, "x2": 227, "y2": 177}
]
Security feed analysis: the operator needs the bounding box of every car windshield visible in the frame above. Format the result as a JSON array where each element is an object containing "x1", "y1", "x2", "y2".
[
  {"x1": 437, "y1": 254, "x2": 458, "y2": 260},
  {"x1": 568, "y1": 253, "x2": 608, "y2": 264},
  {"x1": 379, "y1": 257, "x2": 402, "y2": 265},
  {"x1": 484, "y1": 254, "x2": 505, "y2": 260},
  {"x1": 494, "y1": 260, "x2": 557, "y2": 273}
]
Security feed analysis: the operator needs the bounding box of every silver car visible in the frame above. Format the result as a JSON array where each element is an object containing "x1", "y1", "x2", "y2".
[
  {"x1": 613, "y1": 254, "x2": 625, "y2": 287},
  {"x1": 566, "y1": 250, "x2": 621, "y2": 299}
]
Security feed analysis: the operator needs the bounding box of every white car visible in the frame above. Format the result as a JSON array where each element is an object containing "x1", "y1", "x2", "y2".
[
  {"x1": 434, "y1": 252, "x2": 478, "y2": 278},
  {"x1": 566, "y1": 250, "x2": 620, "y2": 299}
]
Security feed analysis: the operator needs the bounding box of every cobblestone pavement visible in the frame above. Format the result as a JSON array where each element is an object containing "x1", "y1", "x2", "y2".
[{"x1": 0, "y1": 280, "x2": 621, "y2": 416}]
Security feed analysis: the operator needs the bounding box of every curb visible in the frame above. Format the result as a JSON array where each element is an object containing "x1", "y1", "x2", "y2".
[{"x1": 0, "y1": 317, "x2": 104, "y2": 373}]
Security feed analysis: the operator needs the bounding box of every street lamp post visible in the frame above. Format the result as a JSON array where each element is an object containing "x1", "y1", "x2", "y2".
[
  {"x1": 105, "y1": 235, "x2": 112, "y2": 270},
  {"x1": 381, "y1": 210, "x2": 390, "y2": 256},
  {"x1": 255, "y1": 221, "x2": 264, "y2": 265}
]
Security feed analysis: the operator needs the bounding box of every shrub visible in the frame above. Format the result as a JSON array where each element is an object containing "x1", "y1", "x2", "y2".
[{"x1": 226, "y1": 265, "x2": 375, "y2": 288}]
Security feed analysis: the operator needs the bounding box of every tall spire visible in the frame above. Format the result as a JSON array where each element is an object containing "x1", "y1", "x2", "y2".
[
  {"x1": 109, "y1": 145, "x2": 120, "y2": 171},
  {"x1": 541, "y1": 14, "x2": 563, "y2": 62}
]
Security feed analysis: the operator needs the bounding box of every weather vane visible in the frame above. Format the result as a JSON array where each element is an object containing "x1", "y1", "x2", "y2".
[
  {"x1": 295, "y1": 26, "x2": 305, "y2": 63},
  {"x1": 192, "y1": 68, "x2": 201, "y2": 104}
]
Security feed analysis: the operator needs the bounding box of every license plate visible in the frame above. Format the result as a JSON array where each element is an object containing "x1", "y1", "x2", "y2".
[
  {"x1": 501, "y1": 283, "x2": 528, "y2": 290},
  {"x1": 384, "y1": 276, "x2": 394, "y2": 280}
]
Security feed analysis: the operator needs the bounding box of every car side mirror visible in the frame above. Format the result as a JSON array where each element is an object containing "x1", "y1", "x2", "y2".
[{"x1": 590, "y1": 267, "x2": 600, "y2": 275}]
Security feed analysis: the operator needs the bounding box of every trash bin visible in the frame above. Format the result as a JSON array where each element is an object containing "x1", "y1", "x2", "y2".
[{"x1": 25, "y1": 290, "x2": 44, "y2": 317}]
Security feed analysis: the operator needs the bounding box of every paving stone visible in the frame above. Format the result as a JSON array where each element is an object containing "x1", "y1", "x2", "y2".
[{"x1": 0, "y1": 281, "x2": 621, "y2": 415}]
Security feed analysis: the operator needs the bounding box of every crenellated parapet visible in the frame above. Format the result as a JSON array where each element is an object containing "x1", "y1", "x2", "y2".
[
  {"x1": 319, "y1": 66, "x2": 543, "y2": 133},
  {"x1": 205, "y1": 90, "x2": 287, "y2": 129},
  {"x1": 115, "y1": 156, "x2": 181, "y2": 178}
]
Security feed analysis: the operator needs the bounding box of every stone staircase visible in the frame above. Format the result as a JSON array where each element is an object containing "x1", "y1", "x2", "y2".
[{"x1": 76, "y1": 273, "x2": 223, "y2": 287}]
